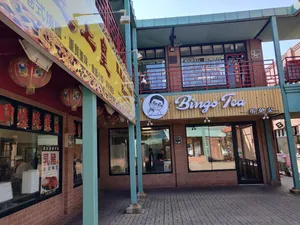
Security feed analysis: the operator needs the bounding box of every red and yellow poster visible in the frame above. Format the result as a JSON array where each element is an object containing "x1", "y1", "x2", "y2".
[{"x1": 0, "y1": 0, "x2": 135, "y2": 122}]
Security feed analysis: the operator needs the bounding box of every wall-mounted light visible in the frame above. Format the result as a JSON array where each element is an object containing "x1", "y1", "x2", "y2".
[
  {"x1": 147, "y1": 120, "x2": 153, "y2": 126},
  {"x1": 141, "y1": 76, "x2": 147, "y2": 84},
  {"x1": 262, "y1": 114, "x2": 269, "y2": 120},
  {"x1": 204, "y1": 117, "x2": 211, "y2": 123}
]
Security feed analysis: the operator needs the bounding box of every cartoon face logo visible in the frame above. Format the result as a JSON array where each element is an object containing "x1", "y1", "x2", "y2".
[{"x1": 142, "y1": 94, "x2": 168, "y2": 119}]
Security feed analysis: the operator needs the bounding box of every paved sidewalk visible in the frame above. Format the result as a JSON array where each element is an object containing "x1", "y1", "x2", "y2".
[{"x1": 67, "y1": 186, "x2": 300, "y2": 225}]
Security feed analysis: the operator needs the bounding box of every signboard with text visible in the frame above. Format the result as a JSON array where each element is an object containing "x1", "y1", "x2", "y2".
[
  {"x1": 0, "y1": 0, "x2": 135, "y2": 122},
  {"x1": 41, "y1": 146, "x2": 59, "y2": 195},
  {"x1": 140, "y1": 88, "x2": 284, "y2": 121}
]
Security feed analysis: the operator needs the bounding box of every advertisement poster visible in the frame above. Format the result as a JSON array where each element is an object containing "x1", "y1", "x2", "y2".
[
  {"x1": 0, "y1": 0, "x2": 135, "y2": 122},
  {"x1": 181, "y1": 55, "x2": 226, "y2": 88},
  {"x1": 41, "y1": 146, "x2": 59, "y2": 195}
]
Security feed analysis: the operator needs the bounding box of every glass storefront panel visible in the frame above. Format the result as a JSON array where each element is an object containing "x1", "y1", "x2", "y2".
[
  {"x1": 0, "y1": 129, "x2": 59, "y2": 213},
  {"x1": 186, "y1": 126, "x2": 235, "y2": 171},
  {"x1": 74, "y1": 138, "x2": 82, "y2": 186},
  {"x1": 142, "y1": 127, "x2": 172, "y2": 173},
  {"x1": 235, "y1": 124, "x2": 261, "y2": 182},
  {"x1": 109, "y1": 129, "x2": 129, "y2": 175}
]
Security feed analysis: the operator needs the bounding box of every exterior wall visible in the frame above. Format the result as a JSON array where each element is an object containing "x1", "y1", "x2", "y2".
[
  {"x1": 98, "y1": 117, "x2": 275, "y2": 189},
  {"x1": 246, "y1": 39, "x2": 267, "y2": 86},
  {"x1": 166, "y1": 46, "x2": 182, "y2": 92},
  {"x1": 0, "y1": 91, "x2": 82, "y2": 224}
]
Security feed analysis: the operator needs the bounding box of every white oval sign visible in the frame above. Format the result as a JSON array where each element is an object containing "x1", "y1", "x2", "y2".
[{"x1": 142, "y1": 94, "x2": 168, "y2": 119}]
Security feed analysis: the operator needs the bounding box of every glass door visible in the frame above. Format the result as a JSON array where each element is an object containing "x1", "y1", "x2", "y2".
[{"x1": 233, "y1": 124, "x2": 263, "y2": 184}]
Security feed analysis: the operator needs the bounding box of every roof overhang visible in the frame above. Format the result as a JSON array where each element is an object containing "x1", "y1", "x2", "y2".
[{"x1": 136, "y1": 1, "x2": 300, "y2": 49}]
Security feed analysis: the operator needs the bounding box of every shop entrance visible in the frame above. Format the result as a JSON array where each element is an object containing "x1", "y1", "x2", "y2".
[
  {"x1": 233, "y1": 124, "x2": 263, "y2": 184},
  {"x1": 186, "y1": 122, "x2": 263, "y2": 184}
]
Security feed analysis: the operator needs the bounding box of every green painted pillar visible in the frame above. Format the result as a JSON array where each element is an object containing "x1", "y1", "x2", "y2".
[
  {"x1": 271, "y1": 16, "x2": 300, "y2": 189},
  {"x1": 132, "y1": 28, "x2": 144, "y2": 195},
  {"x1": 125, "y1": 0, "x2": 138, "y2": 205},
  {"x1": 264, "y1": 120, "x2": 277, "y2": 182},
  {"x1": 82, "y1": 86, "x2": 98, "y2": 225}
]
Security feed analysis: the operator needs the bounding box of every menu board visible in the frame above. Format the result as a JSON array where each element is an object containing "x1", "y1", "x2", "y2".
[{"x1": 41, "y1": 146, "x2": 59, "y2": 195}]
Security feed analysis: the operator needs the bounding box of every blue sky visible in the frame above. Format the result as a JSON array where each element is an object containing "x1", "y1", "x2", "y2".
[{"x1": 132, "y1": 0, "x2": 299, "y2": 59}]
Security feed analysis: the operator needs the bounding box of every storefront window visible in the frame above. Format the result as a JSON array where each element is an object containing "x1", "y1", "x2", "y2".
[
  {"x1": 0, "y1": 129, "x2": 60, "y2": 213},
  {"x1": 74, "y1": 139, "x2": 82, "y2": 186},
  {"x1": 109, "y1": 129, "x2": 129, "y2": 175},
  {"x1": 73, "y1": 121, "x2": 82, "y2": 186},
  {"x1": 142, "y1": 127, "x2": 172, "y2": 173},
  {"x1": 186, "y1": 126, "x2": 235, "y2": 171}
]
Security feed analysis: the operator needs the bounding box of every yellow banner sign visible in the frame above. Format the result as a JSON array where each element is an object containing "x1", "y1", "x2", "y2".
[{"x1": 0, "y1": 0, "x2": 135, "y2": 122}]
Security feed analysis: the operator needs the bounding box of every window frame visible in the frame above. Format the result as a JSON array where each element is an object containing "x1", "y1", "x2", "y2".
[
  {"x1": 108, "y1": 126, "x2": 173, "y2": 176},
  {"x1": 0, "y1": 95, "x2": 63, "y2": 219},
  {"x1": 185, "y1": 121, "x2": 259, "y2": 173},
  {"x1": 138, "y1": 48, "x2": 168, "y2": 93},
  {"x1": 179, "y1": 41, "x2": 248, "y2": 90},
  {"x1": 141, "y1": 125, "x2": 173, "y2": 175},
  {"x1": 108, "y1": 128, "x2": 130, "y2": 176}
]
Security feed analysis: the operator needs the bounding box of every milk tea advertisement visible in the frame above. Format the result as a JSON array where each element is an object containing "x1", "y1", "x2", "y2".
[{"x1": 41, "y1": 146, "x2": 59, "y2": 195}]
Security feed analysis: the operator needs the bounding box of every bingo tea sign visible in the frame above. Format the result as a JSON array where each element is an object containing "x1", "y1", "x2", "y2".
[{"x1": 41, "y1": 146, "x2": 59, "y2": 195}]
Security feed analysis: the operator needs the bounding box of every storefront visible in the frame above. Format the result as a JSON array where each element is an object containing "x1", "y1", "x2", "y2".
[
  {"x1": 97, "y1": 88, "x2": 283, "y2": 189},
  {"x1": 0, "y1": 0, "x2": 134, "y2": 224}
]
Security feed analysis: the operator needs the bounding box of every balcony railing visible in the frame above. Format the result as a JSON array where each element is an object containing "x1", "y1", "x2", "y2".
[
  {"x1": 96, "y1": 0, "x2": 126, "y2": 64},
  {"x1": 283, "y1": 56, "x2": 300, "y2": 84},
  {"x1": 139, "y1": 60, "x2": 279, "y2": 94}
]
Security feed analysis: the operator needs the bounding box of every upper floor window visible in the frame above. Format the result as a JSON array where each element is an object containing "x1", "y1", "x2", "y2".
[
  {"x1": 138, "y1": 48, "x2": 167, "y2": 91},
  {"x1": 180, "y1": 42, "x2": 245, "y2": 56}
]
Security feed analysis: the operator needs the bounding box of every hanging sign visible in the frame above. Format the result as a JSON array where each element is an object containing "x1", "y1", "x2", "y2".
[
  {"x1": 41, "y1": 146, "x2": 59, "y2": 195},
  {"x1": 142, "y1": 94, "x2": 169, "y2": 119}
]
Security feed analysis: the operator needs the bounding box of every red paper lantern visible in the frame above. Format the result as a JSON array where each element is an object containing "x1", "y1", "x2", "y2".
[
  {"x1": 60, "y1": 87, "x2": 82, "y2": 111},
  {"x1": 8, "y1": 56, "x2": 51, "y2": 94},
  {"x1": 104, "y1": 111, "x2": 119, "y2": 125}
]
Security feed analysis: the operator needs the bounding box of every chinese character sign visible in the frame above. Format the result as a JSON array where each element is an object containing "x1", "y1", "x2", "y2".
[
  {"x1": 0, "y1": 0, "x2": 135, "y2": 122},
  {"x1": 41, "y1": 146, "x2": 59, "y2": 195}
]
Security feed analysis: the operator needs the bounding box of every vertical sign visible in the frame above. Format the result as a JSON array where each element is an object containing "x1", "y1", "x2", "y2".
[{"x1": 41, "y1": 146, "x2": 59, "y2": 195}]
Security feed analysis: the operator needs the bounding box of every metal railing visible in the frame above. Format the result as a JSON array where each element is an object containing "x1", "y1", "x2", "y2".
[
  {"x1": 96, "y1": 0, "x2": 126, "y2": 64},
  {"x1": 139, "y1": 59, "x2": 278, "y2": 94},
  {"x1": 283, "y1": 56, "x2": 300, "y2": 84}
]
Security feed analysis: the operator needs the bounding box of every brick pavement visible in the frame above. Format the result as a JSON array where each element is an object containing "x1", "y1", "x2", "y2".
[{"x1": 67, "y1": 186, "x2": 300, "y2": 225}]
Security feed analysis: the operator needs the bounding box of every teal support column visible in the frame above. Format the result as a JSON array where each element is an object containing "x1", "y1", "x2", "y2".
[
  {"x1": 132, "y1": 28, "x2": 144, "y2": 195},
  {"x1": 82, "y1": 86, "x2": 98, "y2": 225},
  {"x1": 124, "y1": 0, "x2": 138, "y2": 206},
  {"x1": 264, "y1": 120, "x2": 277, "y2": 182},
  {"x1": 271, "y1": 16, "x2": 300, "y2": 190}
]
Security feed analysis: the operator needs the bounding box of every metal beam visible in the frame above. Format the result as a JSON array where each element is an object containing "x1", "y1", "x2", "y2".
[
  {"x1": 132, "y1": 28, "x2": 144, "y2": 194},
  {"x1": 125, "y1": 0, "x2": 137, "y2": 205},
  {"x1": 82, "y1": 86, "x2": 98, "y2": 225},
  {"x1": 271, "y1": 16, "x2": 300, "y2": 189}
]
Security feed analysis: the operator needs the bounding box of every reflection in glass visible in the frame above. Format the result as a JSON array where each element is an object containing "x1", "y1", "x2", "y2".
[
  {"x1": 109, "y1": 129, "x2": 128, "y2": 175},
  {"x1": 0, "y1": 129, "x2": 59, "y2": 213},
  {"x1": 186, "y1": 126, "x2": 235, "y2": 171},
  {"x1": 236, "y1": 125, "x2": 259, "y2": 181},
  {"x1": 142, "y1": 127, "x2": 171, "y2": 173},
  {"x1": 74, "y1": 139, "x2": 82, "y2": 186}
]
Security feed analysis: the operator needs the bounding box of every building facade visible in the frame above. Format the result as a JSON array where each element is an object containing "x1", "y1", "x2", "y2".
[{"x1": 1, "y1": 0, "x2": 300, "y2": 225}]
